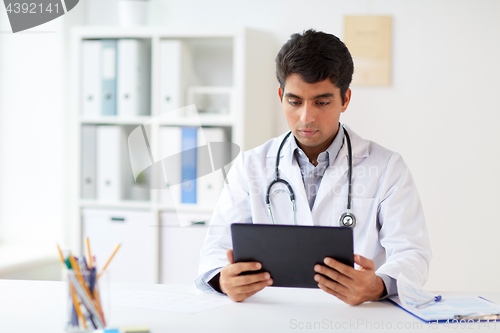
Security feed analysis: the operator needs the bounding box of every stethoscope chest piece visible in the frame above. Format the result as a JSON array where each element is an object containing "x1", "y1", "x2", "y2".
[{"x1": 339, "y1": 211, "x2": 356, "y2": 228}]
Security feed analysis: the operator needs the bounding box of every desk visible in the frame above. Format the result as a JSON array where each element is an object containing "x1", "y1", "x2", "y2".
[{"x1": 1, "y1": 279, "x2": 499, "y2": 333}]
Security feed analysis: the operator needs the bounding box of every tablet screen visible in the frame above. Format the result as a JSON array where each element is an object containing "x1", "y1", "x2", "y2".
[{"x1": 231, "y1": 223, "x2": 354, "y2": 288}]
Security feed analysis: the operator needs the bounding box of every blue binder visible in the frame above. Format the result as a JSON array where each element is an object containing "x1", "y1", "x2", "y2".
[
  {"x1": 181, "y1": 127, "x2": 197, "y2": 203},
  {"x1": 101, "y1": 39, "x2": 117, "y2": 116}
]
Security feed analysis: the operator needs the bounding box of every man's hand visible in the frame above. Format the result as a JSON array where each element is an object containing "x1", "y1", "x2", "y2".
[
  {"x1": 314, "y1": 254, "x2": 386, "y2": 305},
  {"x1": 220, "y1": 249, "x2": 273, "y2": 302}
]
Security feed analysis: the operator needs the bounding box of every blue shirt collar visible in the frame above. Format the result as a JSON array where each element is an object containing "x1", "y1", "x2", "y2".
[{"x1": 290, "y1": 124, "x2": 345, "y2": 167}]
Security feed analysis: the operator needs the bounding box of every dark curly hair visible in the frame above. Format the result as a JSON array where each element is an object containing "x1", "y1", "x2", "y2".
[{"x1": 276, "y1": 29, "x2": 354, "y2": 104}]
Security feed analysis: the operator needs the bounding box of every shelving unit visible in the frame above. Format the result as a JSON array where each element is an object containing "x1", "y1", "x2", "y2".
[{"x1": 68, "y1": 27, "x2": 277, "y2": 283}]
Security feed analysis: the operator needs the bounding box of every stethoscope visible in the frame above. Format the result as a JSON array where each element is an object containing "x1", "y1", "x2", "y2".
[{"x1": 265, "y1": 124, "x2": 357, "y2": 228}]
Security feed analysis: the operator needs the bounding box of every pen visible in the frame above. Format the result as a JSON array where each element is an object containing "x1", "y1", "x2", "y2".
[{"x1": 416, "y1": 295, "x2": 442, "y2": 309}]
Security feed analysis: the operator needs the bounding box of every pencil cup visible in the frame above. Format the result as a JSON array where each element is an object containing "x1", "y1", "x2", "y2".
[{"x1": 64, "y1": 269, "x2": 109, "y2": 332}]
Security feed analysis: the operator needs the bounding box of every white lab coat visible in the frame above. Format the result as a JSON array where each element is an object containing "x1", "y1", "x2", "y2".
[{"x1": 195, "y1": 125, "x2": 432, "y2": 292}]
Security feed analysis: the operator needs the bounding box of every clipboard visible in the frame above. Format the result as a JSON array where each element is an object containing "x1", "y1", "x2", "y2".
[
  {"x1": 388, "y1": 296, "x2": 500, "y2": 323},
  {"x1": 390, "y1": 274, "x2": 500, "y2": 323}
]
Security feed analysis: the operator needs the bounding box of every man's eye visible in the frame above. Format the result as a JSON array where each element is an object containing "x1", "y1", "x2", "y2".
[
  {"x1": 317, "y1": 101, "x2": 330, "y2": 106},
  {"x1": 288, "y1": 100, "x2": 301, "y2": 106}
]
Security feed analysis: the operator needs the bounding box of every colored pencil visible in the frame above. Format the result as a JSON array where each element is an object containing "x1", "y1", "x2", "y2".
[
  {"x1": 98, "y1": 243, "x2": 121, "y2": 279},
  {"x1": 86, "y1": 237, "x2": 93, "y2": 269}
]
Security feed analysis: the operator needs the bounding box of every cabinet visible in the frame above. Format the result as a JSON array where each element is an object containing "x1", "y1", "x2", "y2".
[
  {"x1": 69, "y1": 27, "x2": 277, "y2": 283},
  {"x1": 82, "y1": 208, "x2": 156, "y2": 283}
]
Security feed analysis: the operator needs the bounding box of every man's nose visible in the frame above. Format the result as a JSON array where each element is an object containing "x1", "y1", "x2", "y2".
[{"x1": 300, "y1": 102, "x2": 315, "y2": 123}]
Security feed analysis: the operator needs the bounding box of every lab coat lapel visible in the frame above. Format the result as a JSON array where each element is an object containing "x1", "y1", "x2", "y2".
[
  {"x1": 312, "y1": 143, "x2": 349, "y2": 215},
  {"x1": 268, "y1": 134, "x2": 314, "y2": 226},
  {"x1": 312, "y1": 126, "x2": 370, "y2": 216}
]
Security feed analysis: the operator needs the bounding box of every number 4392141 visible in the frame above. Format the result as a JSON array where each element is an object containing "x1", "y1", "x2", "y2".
[{"x1": 5, "y1": 2, "x2": 60, "y2": 14}]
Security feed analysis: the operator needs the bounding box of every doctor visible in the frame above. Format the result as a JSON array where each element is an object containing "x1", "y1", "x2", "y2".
[{"x1": 195, "y1": 29, "x2": 432, "y2": 305}]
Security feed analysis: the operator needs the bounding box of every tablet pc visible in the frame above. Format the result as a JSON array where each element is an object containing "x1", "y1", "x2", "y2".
[{"x1": 231, "y1": 223, "x2": 354, "y2": 288}]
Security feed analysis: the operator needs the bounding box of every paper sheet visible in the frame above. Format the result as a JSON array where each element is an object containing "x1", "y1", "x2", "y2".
[
  {"x1": 344, "y1": 16, "x2": 392, "y2": 86},
  {"x1": 396, "y1": 273, "x2": 436, "y2": 308},
  {"x1": 111, "y1": 289, "x2": 232, "y2": 314},
  {"x1": 393, "y1": 274, "x2": 500, "y2": 321}
]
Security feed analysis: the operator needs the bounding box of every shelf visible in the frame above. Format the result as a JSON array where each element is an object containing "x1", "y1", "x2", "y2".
[
  {"x1": 78, "y1": 200, "x2": 217, "y2": 213},
  {"x1": 72, "y1": 26, "x2": 240, "y2": 40},
  {"x1": 72, "y1": 26, "x2": 276, "y2": 284},
  {"x1": 79, "y1": 200, "x2": 152, "y2": 210},
  {"x1": 157, "y1": 205, "x2": 215, "y2": 213},
  {"x1": 79, "y1": 115, "x2": 235, "y2": 127},
  {"x1": 156, "y1": 115, "x2": 235, "y2": 127},
  {"x1": 79, "y1": 116, "x2": 152, "y2": 125}
]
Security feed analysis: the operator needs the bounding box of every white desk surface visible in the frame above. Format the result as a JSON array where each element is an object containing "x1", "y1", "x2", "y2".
[{"x1": 1, "y1": 279, "x2": 500, "y2": 333}]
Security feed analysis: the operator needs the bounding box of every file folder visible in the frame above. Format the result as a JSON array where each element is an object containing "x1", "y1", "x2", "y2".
[
  {"x1": 101, "y1": 39, "x2": 118, "y2": 116},
  {"x1": 197, "y1": 127, "x2": 227, "y2": 207},
  {"x1": 160, "y1": 40, "x2": 197, "y2": 116},
  {"x1": 117, "y1": 39, "x2": 151, "y2": 117},
  {"x1": 81, "y1": 125, "x2": 96, "y2": 199},
  {"x1": 159, "y1": 126, "x2": 183, "y2": 205},
  {"x1": 96, "y1": 125, "x2": 124, "y2": 201},
  {"x1": 81, "y1": 40, "x2": 102, "y2": 116},
  {"x1": 181, "y1": 127, "x2": 198, "y2": 204}
]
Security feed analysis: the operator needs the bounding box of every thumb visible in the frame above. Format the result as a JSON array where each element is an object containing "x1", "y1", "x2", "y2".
[
  {"x1": 354, "y1": 254, "x2": 374, "y2": 270},
  {"x1": 226, "y1": 249, "x2": 234, "y2": 264}
]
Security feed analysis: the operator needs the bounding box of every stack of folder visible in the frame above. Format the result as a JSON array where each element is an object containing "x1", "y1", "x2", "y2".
[{"x1": 81, "y1": 39, "x2": 151, "y2": 117}]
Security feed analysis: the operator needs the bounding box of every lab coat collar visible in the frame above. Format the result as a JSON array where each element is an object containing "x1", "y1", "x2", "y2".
[
  {"x1": 310, "y1": 125, "x2": 369, "y2": 215},
  {"x1": 266, "y1": 131, "x2": 311, "y2": 225},
  {"x1": 264, "y1": 125, "x2": 369, "y2": 226},
  {"x1": 289, "y1": 125, "x2": 345, "y2": 168}
]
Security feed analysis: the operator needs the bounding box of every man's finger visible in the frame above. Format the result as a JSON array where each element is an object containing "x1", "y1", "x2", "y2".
[
  {"x1": 232, "y1": 272, "x2": 271, "y2": 287},
  {"x1": 314, "y1": 264, "x2": 351, "y2": 286},
  {"x1": 234, "y1": 278, "x2": 272, "y2": 296},
  {"x1": 226, "y1": 249, "x2": 234, "y2": 264},
  {"x1": 227, "y1": 261, "x2": 262, "y2": 276},
  {"x1": 354, "y1": 254, "x2": 375, "y2": 270},
  {"x1": 323, "y1": 257, "x2": 356, "y2": 278},
  {"x1": 314, "y1": 273, "x2": 349, "y2": 295},
  {"x1": 318, "y1": 282, "x2": 348, "y2": 301},
  {"x1": 232, "y1": 283, "x2": 270, "y2": 302}
]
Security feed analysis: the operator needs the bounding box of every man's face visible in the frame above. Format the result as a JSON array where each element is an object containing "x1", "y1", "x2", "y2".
[{"x1": 279, "y1": 73, "x2": 351, "y2": 152}]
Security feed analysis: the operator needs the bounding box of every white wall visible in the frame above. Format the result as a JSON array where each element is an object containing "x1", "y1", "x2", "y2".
[
  {"x1": 0, "y1": 3, "x2": 86, "y2": 248},
  {"x1": 1, "y1": 0, "x2": 499, "y2": 291},
  {"x1": 0, "y1": 14, "x2": 65, "y2": 245},
  {"x1": 146, "y1": 0, "x2": 500, "y2": 292}
]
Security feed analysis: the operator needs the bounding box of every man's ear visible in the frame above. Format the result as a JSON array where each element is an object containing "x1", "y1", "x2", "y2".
[
  {"x1": 341, "y1": 88, "x2": 352, "y2": 112},
  {"x1": 278, "y1": 86, "x2": 283, "y2": 102}
]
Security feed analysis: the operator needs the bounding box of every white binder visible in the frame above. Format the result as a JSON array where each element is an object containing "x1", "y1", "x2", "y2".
[
  {"x1": 197, "y1": 127, "x2": 227, "y2": 208},
  {"x1": 160, "y1": 40, "x2": 195, "y2": 116},
  {"x1": 159, "y1": 126, "x2": 183, "y2": 205},
  {"x1": 117, "y1": 39, "x2": 151, "y2": 117},
  {"x1": 81, "y1": 40, "x2": 102, "y2": 116},
  {"x1": 96, "y1": 125, "x2": 126, "y2": 201},
  {"x1": 81, "y1": 125, "x2": 96, "y2": 199}
]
